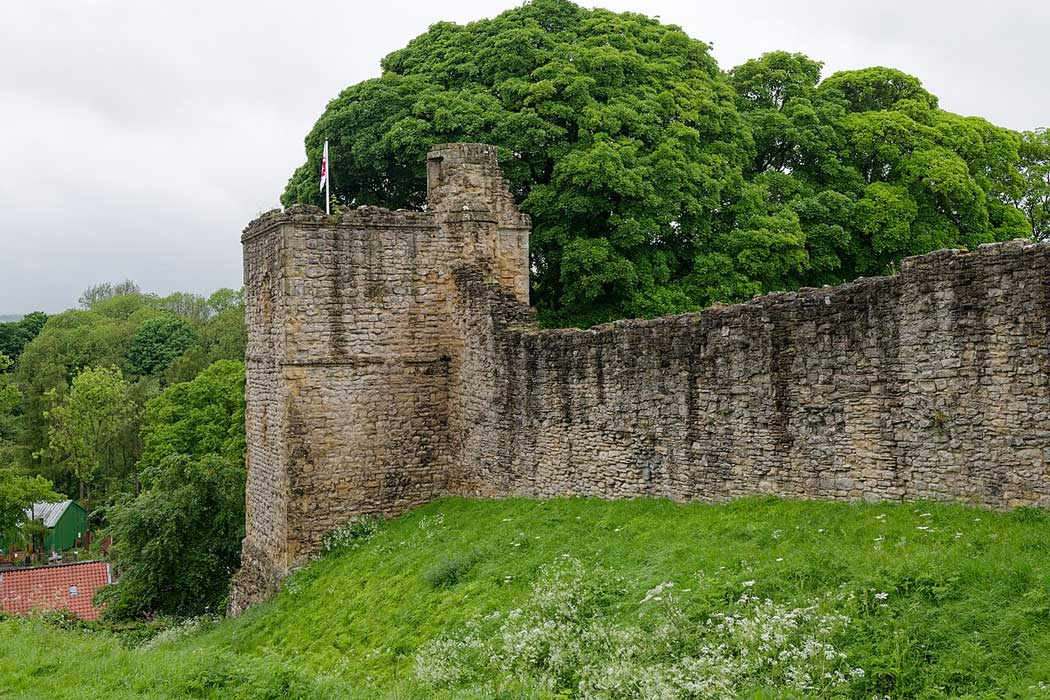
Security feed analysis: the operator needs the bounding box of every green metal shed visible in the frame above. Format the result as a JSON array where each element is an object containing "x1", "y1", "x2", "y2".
[{"x1": 26, "y1": 500, "x2": 88, "y2": 552}]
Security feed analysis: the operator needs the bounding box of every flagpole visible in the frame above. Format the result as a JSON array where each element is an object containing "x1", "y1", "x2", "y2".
[{"x1": 325, "y1": 140, "x2": 331, "y2": 215}]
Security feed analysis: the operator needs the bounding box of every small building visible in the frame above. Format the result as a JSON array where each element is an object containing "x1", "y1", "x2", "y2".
[
  {"x1": 24, "y1": 500, "x2": 88, "y2": 553},
  {"x1": 0, "y1": 561, "x2": 112, "y2": 620}
]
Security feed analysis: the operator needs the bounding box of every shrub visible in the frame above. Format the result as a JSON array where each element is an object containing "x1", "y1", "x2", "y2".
[
  {"x1": 322, "y1": 515, "x2": 383, "y2": 553},
  {"x1": 138, "y1": 615, "x2": 221, "y2": 650},
  {"x1": 29, "y1": 609, "x2": 90, "y2": 632},
  {"x1": 416, "y1": 557, "x2": 865, "y2": 699},
  {"x1": 423, "y1": 551, "x2": 479, "y2": 589}
]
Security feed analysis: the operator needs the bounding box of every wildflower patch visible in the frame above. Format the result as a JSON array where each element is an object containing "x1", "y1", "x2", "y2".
[{"x1": 415, "y1": 558, "x2": 865, "y2": 699}]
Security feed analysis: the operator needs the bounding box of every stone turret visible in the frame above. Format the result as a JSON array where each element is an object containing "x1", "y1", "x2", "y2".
[
  {"x1": 230, "y1": 144, "x2": 532, "y2": 612},
  {"x1": 427, "y1": 144, "x2": 531, "y2": 303}
]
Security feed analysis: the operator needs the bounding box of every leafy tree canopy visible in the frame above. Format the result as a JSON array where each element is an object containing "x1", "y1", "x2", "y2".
[
  {"x1": 126, "y1": 315, "x2": 199, "y2": 376},
  {"x1": 0, "y1": 354, "x2": 26, "y2": 467},
  {"x1": 283, "y1": 0, "x2": 749, "y2": 326},
  {"x1": 139, "y1": 360, "x2": 246, "y2": 473},
  {"x1": 102, "y1": 360, "x2": 246, "y2": 618},
  {"x1": 0, "y1": 312, "x2": 47, "y2": 365},
  {"x1": 206, "y1": 288, "x2": 244, "y2": 314},
  {"x1": 0, "y1": 468, "x2": 60, "y2": 550},
  {"x1": 163, "y1": 307, "x2": 247, "y2": 385},
  {"x1": 149, "y1": 292, "x2": 212, "y2": 325},
  {"x1": 1016, "y1": 128, "x2": 1050, "y2": 241},
  {"x1": 283, "y1": 1, "x2": 1038, "y2": 327},
  {"x1": 13, "y1": 303, "x2": 155, "y2": 475},
  {"x1": 45, "y1": 366, "x2": 141, "y2": 510},
  {"x1": 0, "y1": 353, "x2": 17, "y2": 413},
  {"x1": 12, "y1": 284, "x2": 245, "y2": 484},
  {"x1": 727, "y1": 56, "x2": 1029, "y2": 286},
  {"x1": 79, "y1": 279, "x2": 141, "y2": 309},
  {"x1": 101, "y1": 453, "x2": 245, "y2": 619}
]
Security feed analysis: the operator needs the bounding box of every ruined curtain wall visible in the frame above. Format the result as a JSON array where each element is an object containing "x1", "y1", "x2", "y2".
[
  {"x1": 234, "y1": 143, "x2": 1050, "y2": 613},
  {"x1": 452, "y1": 241, "x2": 1050, "y2": 508}
]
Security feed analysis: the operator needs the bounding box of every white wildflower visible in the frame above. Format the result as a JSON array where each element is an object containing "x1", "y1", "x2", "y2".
[
  {"x1": 641, "y1": 581, "x2": 675, "y2": 604},
  {"x1": 415, "y1": 558, "x2": 865, "y2": 699}
]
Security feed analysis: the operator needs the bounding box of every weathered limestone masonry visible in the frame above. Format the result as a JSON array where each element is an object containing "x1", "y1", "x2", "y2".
[
  {"x1": 230, "y1": 144, "x2": 529, "y2": 610},
  {"x1": 231, "y1": 142, "x2": 1050, "y2": 611}
]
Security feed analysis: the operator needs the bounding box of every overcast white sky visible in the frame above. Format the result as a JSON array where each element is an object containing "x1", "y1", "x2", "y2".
[{"x1": 1, "y1": 0, "x2": 1046, "y2": 314}]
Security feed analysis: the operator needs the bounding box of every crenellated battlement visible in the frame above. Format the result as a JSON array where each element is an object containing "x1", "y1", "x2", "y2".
[{"x1": 231, "y1": 144, "x2": 1050, "y2": 613}]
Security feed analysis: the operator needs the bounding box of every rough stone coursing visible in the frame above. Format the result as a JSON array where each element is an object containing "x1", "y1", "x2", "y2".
[{"x1": 230, "y1": 143, "x2": 1050, "y2": 612}]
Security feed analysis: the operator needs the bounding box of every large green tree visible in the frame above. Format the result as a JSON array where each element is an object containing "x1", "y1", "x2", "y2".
[
  {"x1": 102, "y1": 360, "x2": 246, "y2": 618},
  {"x1": 0, "y1": 312, "x2": 48, "y2": 364},
  {"x1": 12, "y1": 285, "x2": 244, "y2": 478},
  {"x1": 1016, "y1": 128, "x2": 1050, "y2": 241},
  {"x1": 0, "y1": 469, "x2": 60, "y2": 552},
  {"x1": 283, "y1": 0, "x2": 749, "y2": 326},
  {"x1": 164, "y1": 295, "x2": 246, "y2": 385},
  {"x1": 283, "y1": 2, "x2": 1037, "y2": 327},
  {"x1": 126, "y1": 315, "x2": 198, "y2": 376},
  {"x1": 725, "y1": 56, "x2": 1029, "y2": 291},
  {"x1": 15, "y1": 308, "x2": 140, "y2": 466},
  {"x1": 45, "y1": 366, "x2": 142, "y2": 510},
  {"x1": 148, "y1": 292, "x2": 212, "y2": 325},
  {"x1": 0, "y1": 354, "x2": 27, "y2": 468}
]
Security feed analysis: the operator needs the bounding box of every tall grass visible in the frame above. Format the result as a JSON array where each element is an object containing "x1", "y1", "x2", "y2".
[{"x1": 3, "y1": 497, "x2": 1050, "y2": 699}]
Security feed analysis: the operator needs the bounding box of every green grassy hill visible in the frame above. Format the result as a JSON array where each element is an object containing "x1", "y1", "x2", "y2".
[{"x1": 3, "y1": 497, "x2": 1050, "y2": 699}]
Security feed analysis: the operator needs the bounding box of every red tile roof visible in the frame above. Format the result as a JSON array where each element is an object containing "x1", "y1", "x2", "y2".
[{"x1": 0, "y1": 561, "x2": 111, "y2": 620}]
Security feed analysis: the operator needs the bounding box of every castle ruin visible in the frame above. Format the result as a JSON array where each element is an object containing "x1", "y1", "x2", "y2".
[{"x1": 231, "y1": 143, "x2": 1050, "y2": 611}]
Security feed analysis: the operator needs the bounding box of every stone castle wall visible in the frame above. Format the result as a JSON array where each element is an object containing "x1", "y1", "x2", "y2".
[
  {"x1": 451, "y1": 245, "x2": 1050, "y2": 506},
  {"x1": 231, "y1": 143, "x2": 1050, "y2": 611}
]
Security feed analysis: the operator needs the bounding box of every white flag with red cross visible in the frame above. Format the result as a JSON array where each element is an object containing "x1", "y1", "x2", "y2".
[{"x1": 319, "y1": 140, "x2": 329, "y2": 192}]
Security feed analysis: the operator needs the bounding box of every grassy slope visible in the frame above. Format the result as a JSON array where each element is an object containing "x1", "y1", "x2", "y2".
[{"x1": 3, "y1": 497, "x2": 1050, "y2": 699}]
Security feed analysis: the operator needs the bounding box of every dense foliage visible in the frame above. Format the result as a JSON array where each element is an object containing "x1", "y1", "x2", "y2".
[
  {"x1": 162, "y1": 307, "x2": 246, "y2": 385},
  {"x1": 0, "y1": 312, "x2": 47, "y2": 364},
  {"x1": 46, "y1": 366, "x2": 141, "y2": 508},
  {"x1": 4, "y1": 498, "x2": 1050, "y2": 699},
  {"x1": 1017, "y1": 128, "x2": 1050, "y2": 240},
  {"x1": 4, "y1": 284, "x2": 245, "y2": 503},
  {"x1": 0, "y1": 278, "x2": 248, "y2": 608},
  {"x1": 101, "y1": 360, "x2": 246, "y2": 619},
  {"x1": 0, "y1": 469, "x2": 60, "y2": 551},
  {"x1": 0, "y1": 354, "x2": 22, "y2": 465},
  {"x1": 126, "y1": 315, "x2": 198, "y2": 376},
  {"x1": 136, "y1": 359, "x2": 246, "y2": 474},
  {"x1": 283, "y1": 0, "x2": 748, "y2": 326},
  {"x1": 726, "y1": 54, "x2": 1029, "y2": 287},
  {"x1": 283, "y1": 0, "x2": 1043, "y2": 327}
]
